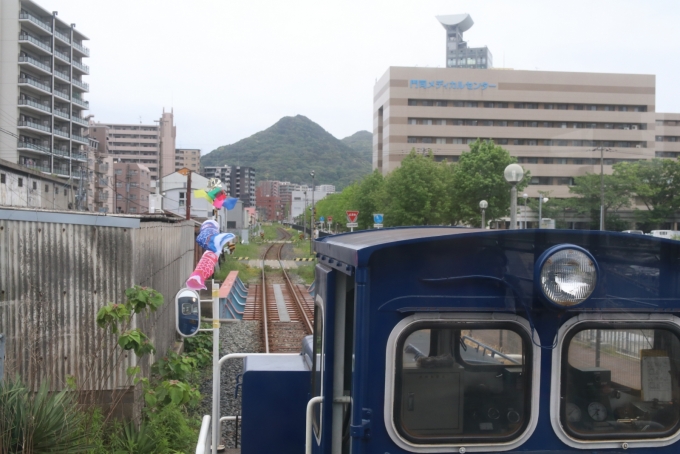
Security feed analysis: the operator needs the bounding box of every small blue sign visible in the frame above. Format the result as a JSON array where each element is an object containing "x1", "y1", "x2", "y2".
[
  {"x1": 409, "y1": 80, "x2": 497, "y2": 90},
  {"x1": 320, "y1": 216, "x2": 325, "y2": 222},
  {"x1": 373, "y1": 214, "x2": 384, "y2": 224}
]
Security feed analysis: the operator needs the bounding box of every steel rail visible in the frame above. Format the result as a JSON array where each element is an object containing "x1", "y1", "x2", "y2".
[
  {"x1": 276, "y1": 230, "x2": 314, "y2": 334},
  {"x1": 261, "y1": 242, "x2": 275, "y2": 354}
]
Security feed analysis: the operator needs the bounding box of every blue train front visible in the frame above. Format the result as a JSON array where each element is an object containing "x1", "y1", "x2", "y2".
[{"x1": 239, "y1": 227, "x2": 680, "y2": 453}]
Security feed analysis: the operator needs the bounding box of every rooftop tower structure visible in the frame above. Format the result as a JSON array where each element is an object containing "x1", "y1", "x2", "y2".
[{"x1": 436, "y1": 14, "x2": 492, "y2": 69}]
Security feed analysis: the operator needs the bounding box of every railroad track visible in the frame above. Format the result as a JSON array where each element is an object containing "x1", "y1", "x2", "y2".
[{"x1": 244, "y1": 228, "x2": 314, "y2": 353}]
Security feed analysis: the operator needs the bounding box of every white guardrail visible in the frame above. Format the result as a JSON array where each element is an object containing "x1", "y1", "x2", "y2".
[{"x1": 195, "y1": 415, "x2": 211, "y2": 454}]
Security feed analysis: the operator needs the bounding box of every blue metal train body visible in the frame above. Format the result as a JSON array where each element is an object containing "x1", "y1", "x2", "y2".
[{"x1": 239, "y1": 227, "x2": 680, "y2": 454}]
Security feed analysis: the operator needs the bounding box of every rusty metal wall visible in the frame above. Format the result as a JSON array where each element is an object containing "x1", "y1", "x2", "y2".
[{"x1": 0, "y1": 217, "x2": 194, "y2": 391}]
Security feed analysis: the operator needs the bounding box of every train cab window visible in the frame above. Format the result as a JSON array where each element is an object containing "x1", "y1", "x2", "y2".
[
  {"x1": 311, "y1": 303, "x2": 324, "y2": 438},
  {"x1": 553, "y1": 317, "x2": 680, "y2": 448},
  {"x1": 387, "y1": 315, "x2": 538, "y2": 450}
]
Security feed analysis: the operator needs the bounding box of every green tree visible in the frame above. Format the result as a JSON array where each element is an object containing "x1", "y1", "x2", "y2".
[
  {"x1": 614, "y1": 159, "x2": 680, "y2": 228},
  {"x1": 449, "y1": 140, "x2": 528, "y2": 226},
  {"x1": 354, "y1": 170, "x2": 386, "y2": 230},
  {"x1": 383, "y1": 151, "x2": 451, "y2": 226},
  {"x1": 567, "y1": 172, "x2": 633, "y2": 230}
]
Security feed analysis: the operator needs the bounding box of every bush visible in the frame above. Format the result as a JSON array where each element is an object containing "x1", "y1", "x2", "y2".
[{"x1": 0, "y1": 376, "x2": 91, "y2": 453}]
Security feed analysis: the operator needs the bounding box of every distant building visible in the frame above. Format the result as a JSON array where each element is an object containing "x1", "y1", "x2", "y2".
[
  {"x1": 655, "y1": 114, "x2": 680, "y2": 159},
  {"x1": 0, "y1": 0, "x2": 91, "y2": 180},
  {"x1": 90, "y1": 109, "x2": 176, "y2": 183},
  {"x1": 112, "y1": 162, "x2": 151, "y2": 214},
  {"x1": 315, "y1": 184, "x2": 335, "y2": 193},
  {"x1": 290, "y1": 189, "x2": 330, "y2": 220},
  {"x1": 437, "y1": 14, "x2": 492, "y2": 69},
  {"x1": 159, "y1": 170, "x2": 212, "y2": 219},
  {"x1": 175, "y1": 148, "x2": 200, "y2": 173},
  {"x1": 255, "y1": 186, "x2": 285, "y2": 221},
  {"x1": 202, "y1": 165, "x2": 230, "y2": 183},
  {"x1": 1, "y1": 158, "x2": 77, "y2": 209}
]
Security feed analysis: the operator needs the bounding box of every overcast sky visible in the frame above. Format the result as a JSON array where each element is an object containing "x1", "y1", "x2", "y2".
[{"x1": 48, "y1": 0, "x2": 680, "y2": 154}]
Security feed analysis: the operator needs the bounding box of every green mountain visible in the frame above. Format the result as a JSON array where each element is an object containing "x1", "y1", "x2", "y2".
[
  {"x1": 201, "y1": 115, "x2": 372, "y2": 189},
  {"x1": 341, "y1": 130, "x2": 373, "y2": 163}
]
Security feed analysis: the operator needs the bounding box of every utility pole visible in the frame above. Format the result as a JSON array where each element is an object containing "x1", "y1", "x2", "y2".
[
  {"x1": 593, "y1": 147, "x2": 612, "y2": 231},
  {"x1": 125, "y1": 164, "x2": 130, "y2": 213},
  {"x1": 114, "y1": 173, "x2": 118, "y2": 213},
  {"x1": 310, "y1": 171, "x2": 315, "y2": 255},
  {"x1": 186, "y1": 171, "x2": 192, "y2": 220}
]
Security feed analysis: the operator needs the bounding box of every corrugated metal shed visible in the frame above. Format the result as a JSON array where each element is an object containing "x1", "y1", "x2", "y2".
[{"x1": 0, "y1": 210, "x2": 194, "y2": 395}]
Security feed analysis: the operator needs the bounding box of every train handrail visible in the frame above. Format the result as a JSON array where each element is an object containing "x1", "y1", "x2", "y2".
[
  {"x1": 461, "y1": 335, "x2": 521, "y2": 365},
  {"x1": 306, "y1": 396, "x2": 324, "y2": 454},
  {"x1": 195, "y1": 415, "x2": 211, "y2": 454}
]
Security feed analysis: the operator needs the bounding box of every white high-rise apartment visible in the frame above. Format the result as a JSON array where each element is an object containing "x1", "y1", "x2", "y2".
[{"x1": 0, "y1": 0, "x2": 90, "y2": 180}]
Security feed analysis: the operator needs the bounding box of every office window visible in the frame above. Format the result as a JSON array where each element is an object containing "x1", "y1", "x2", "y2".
[
  {"x1": 407, "y1": 137, "x2": 417, "y2": 143},
  {"x1": 604, "y1": 124, "x2": 614, "y2": 129},
  {"x1": 514, "y1": 103, "x2": 525, "y2": 109},
  {"x1": 526, "y1": 157, "x2": 538, "y2": 164},
  {"x1": 542, "y1": 122, "x2": 552, "y2": 128},
  {"x1": 451, "y1": 120, "x2": 464, "y2": 126},
  {"x1": 465, "y1": 102, "x2": 478, "y2": 108},
  {"x1": 18, "y1": 178, "x2": 23, "y2": 187},
  {"x1": 435, "y1": 101, "x2": 447, "y2": 107},
  {"x1": 465, "y1": 120, "x2": 478, "y2": 126},
  {"x1": 44, "y1": 184, "x2": 48, "y2": 192},
  {"x1": 513, "y1": 121, "x2": 524, "y2": 127},
  {"x1": 557, "y1": 140, "x2": 568, "y2": 146},
  {"x1": 526, "y1": 103, "x2": 538, "y2": 109},
  {"x1": 451, "y1": 139, "x2": 463, "y2": 144},
  {"x1": 544, "y1": 104, "x2": 554, "y2": 110},
  {"x1": 453, "y1": 101, "x2": 464, "y2": 107},
  {"x1": 436, "y1": 138, "x2": 446, "y2": 144},
  {"x1": 619, "y1": 106, "x2": 628, "y2": 112},
  {"x1": 422, "y1": 100, "x2": 433, "y2": 106},
  {"x1": 484, "y1": 102, "x2": 494, "y2": 108},
  {"x1": 559, "y1": 122, "x2": 568, "y2": 129},
  {"x1": 0, "y1": 174, "x2": 4, "y2": 184},
  {"x1": 422, "y1": 138, "x2": 433, "y2": 144},
  {"x1": 556, "y1": 177, "x2": 573, "y2": 185},
  {"x1": 115, "y1": 169, "x2": 122, "y2": 175},
  {"x1": 32, "y1": 181, "x2": 37, "y2": 190},
  {"x1": 557, "y1": 104, "x2": 568, "y2": 110},
  {"x1": 408, "y1": 119, "x2": 417, "y2": 125},
  {"x1": 543, "y1": 158, "x2": 554, "y2": 164},
  {"x1": 528, "y1": 121, "x2": 538, "y2": 128},
  {"x1": 513, "y1": 139, "x2": 525, "y2": 145},
  {"x1": 544, "y1": 140, "x2": 553, "y2": 146},
  {"x1": 496, "y1": 121, "x2": 508, "y2": 127},
  {"x1": 603, "y1": 105, "x2": 614, "y2": 111},
  {"x1": 55, "y1": 187, "x2": 59, "y2": 195},
  {"x1": 587, "y1": 123, "x2": 597, "y2": 129},
  {"x1": 496, "y1": 102, "x2": 508, "y2": 108},
  {"x1": 656, "y1": 136, "x2": 664, "y2": 142},
  {"x1": 572, "y1": 140, "x2": 583, "y2": 146},
  {"x1": 481, "y1": 120, "x2": 493, "y2": 127},
  {"x1": 527, "y1": 140, "x2": 537, "y2": 146},
  {"x1": 557, "y1": 158, "x2": 568, "y2": 164},
  {"x1": 574, "y1": 159, "x2": 584, "y2": 165},
  {"x1": 496, "y1": 139, "x2": 508, "y2": 145},
  {"x1": 408, "y1": 100, "x2": 417, "y2": 106},
  {"x1": 573, "y1": 123, "x2": 583, "y2": 129},
  {"x1": 423, "y1": 119, "x2": 433, "y2": 125},
  {"x1": 574, "y1": 105, "x2": 585, "y2": 110},
  {"x1": 434, "y1": 119, "x2": 445, "y2": 125},
  {"x1": 588, "y1": 105, "x2": 597, "y2": 111}
]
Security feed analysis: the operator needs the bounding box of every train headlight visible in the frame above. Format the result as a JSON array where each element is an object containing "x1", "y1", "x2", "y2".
[{"x1": 536, "y1": 245, "x2": 598, "y2": 308}]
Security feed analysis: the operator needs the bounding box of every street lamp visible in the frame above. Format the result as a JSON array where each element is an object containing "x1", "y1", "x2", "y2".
[
  {"x1": 592, "y1": 147, "x2": 613, "y2": 231},
  {"x1": 310, "y1": 171, "x2": 315, "y2": 255},
  {"x1": 479, "y1": 200, "x2": 488, "y2": 229},
  {"x1": 522, "y1": 193, "x2": 528, "y2": 229},
  {"x1": 503, "y1": 164, "x2": 524, "y2": 230},
  {"x1": 538, "y1": 196, "x2": 549, "y2": 228}
]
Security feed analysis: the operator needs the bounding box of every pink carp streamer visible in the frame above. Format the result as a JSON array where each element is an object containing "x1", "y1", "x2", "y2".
[{"x1": 186, "y1": 251, "x2": 219, "y2": 290}]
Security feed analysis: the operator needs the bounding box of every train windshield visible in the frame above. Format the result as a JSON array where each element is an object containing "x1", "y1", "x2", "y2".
[
  {"x1": 393, "y1": 320, "x2": 533, "y2": 445},
  {"x1": 560, "y1": 324, "x2": 680, "y2": 441}
]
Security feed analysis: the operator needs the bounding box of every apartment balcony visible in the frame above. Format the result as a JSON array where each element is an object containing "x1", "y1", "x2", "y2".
[
  {"x1": 53, "y1": 148, "x2": 69, "y2": 157},
  {"x1": 23, "y1": 163, "x2": 52, "y2": 174},
  {"x1": 18, "y1": 55, "x2": 51, "y2": 75},
  {"x1": 72, "y1": 134, "x2": 88, "y2": 144},
  {"x1": 54, "y1": 109, "x2": 69, "y2": 120},
  {"x1": 17, "y1": 140, "x2": 51, "y2": 154},
  {"x1": 72, "y1": 60, "x2": 89, "y2": 75},
  {"x1": 54, "y1": 49, "x2": 71, "y2": 64},
  {"x1": 54, "y1": 29, "x2": 70, "y2": 44},
  {"x1": 95, "y1": 162, "x2": 109, "y2": 173},
  {"x1": 72, "y1": 97, "x2": 89, "y2": 109},
  {"x1": 18, "y1": 77, "x2": 51, "y2": 95},
  {"x1": 54, "y1": 90, "x2": 70, "y2": 101},
  {"x1": 73, "y1": 41, "x2": 90, "y2": 57},
  {"x1": 19, "y1": 11, "x2": 53, "y2": 33},
  {"x1": 95, "y1": 191, "x2": 108, "y2": 203},
  {"x1": 18, "y1": 98, "x2": 51, "y2": 114},
  {"x1": 72, "y1": 79, "x2": 89, "y2": 92},
  {"x1": 72, "y1": 116, "x2": 88, "y2": 126},
  {"x1": 18, "y1": 33, "x2": 52, "y2": 55},
  {"x1": 95, "y1": 177, "x2": 108, "y2": 188},
  {"x1": 72, "y1": 151, "x2": 87, "y2": 161},
  {"x1": 54, "y1": 129, "x2": 70, "y2": 138},
  {"x1": 18, "y1": 120, "x2": 51, "y2": 134},
  {"x1": 54, "y1": 70, "x2": 70, "y2": 82}
]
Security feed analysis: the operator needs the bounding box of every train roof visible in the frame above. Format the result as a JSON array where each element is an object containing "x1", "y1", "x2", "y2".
[{"x1": 314, "y1": 227, "x2": 678, "y2": 272}]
